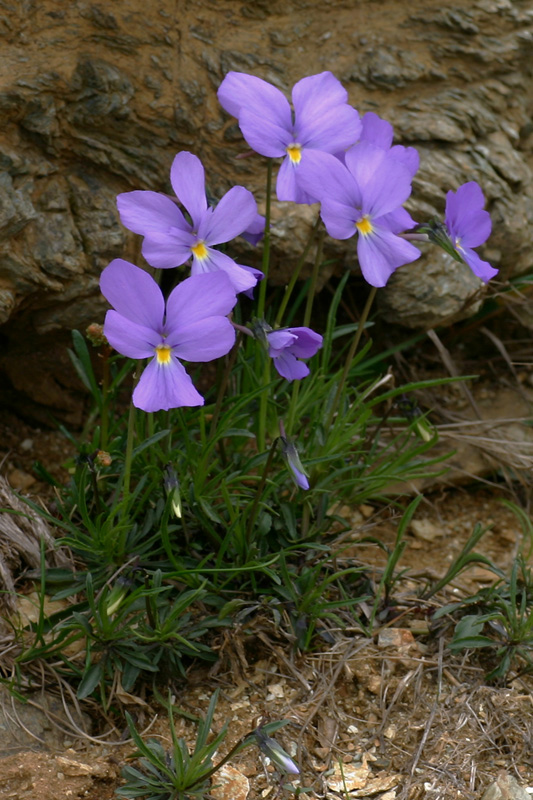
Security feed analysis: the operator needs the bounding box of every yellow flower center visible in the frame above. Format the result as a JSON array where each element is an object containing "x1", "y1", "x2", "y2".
[
  {"x1": 356, "y1": 216, "x2": 373, "y2": 236},
  {"x1": 155, "y1": 344, "x2": 172, "y2": 365},
  {"x1": 286, "y1": 143, "x2": 302, "y2": 164},
  {"x1": 191, "y1": 240, "x2": 208, "y2": 260}
]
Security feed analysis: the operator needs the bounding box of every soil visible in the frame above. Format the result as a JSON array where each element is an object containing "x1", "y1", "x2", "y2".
[
  {"x1": 0, "y1": 409, "x2": 76, "y2": 496},
  {"x1": 1, "y1": 412, "x2": 532, "y2": 800},
  {"x1": 2, "y1": 322, "x2": 533, "y2": 800}
]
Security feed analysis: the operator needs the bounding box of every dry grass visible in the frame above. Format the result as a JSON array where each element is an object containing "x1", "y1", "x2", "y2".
[
  {"x1": 226, "y1": 620, "x2": 533, "y2": 799},
  {"x1": 0, "y1": 477, "x2": 70, "y2": 611}
]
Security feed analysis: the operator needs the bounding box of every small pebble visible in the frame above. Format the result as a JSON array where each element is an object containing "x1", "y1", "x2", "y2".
[{"x1": 8, "y1": 469, "x2": 36, "y2": 491}]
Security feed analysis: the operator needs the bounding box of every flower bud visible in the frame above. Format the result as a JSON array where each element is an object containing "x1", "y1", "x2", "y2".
[
  {"x1": 164, "y1": 464, "x2": 182, "y2": 519},
  {"x1": 86, "y1": 323, "x2": 108, "y2": 347},
  {"x1": 250, "y1": 317, "x2": 272, "y2": 350},
  {"x1": 95, "y1": 450, "x2": 112, "y2": 468},
  {"x1": 414, "y1": 418, "x2": 435, "y2": 443},
  {"x1": 415, "y1": 219, "x2": 463, "y2": 264},
  {"x1": 279, "y1": 422, "x2": 309, "y2": 490},
  {"x1": 254, "y1": 728, "x2": 299, "y2": 775},
  {"x1": 106, "y1": 582, "x2": 127, "y2": 617}
]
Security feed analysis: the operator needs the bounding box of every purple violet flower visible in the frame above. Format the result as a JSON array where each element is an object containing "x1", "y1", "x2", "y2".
[
  {"x1": 360, "y1": 111, "x2": 394, "y2": 150},
  {"x1": 252, "y1": 320, "x2": 323, "y2": 380},
  {"x1": 240, "y1": 212, "x2": 266, "y2": 246},
  {"x1": 334, "y1": 112, "x2": 419, "y2": 236},
  {"x1": 279, "y1": 421, "x2": 309, "y2": 491},
  {"x1": 298, "y1": 142, "x2": 421, "y2": 287},
  {"x1": 116, "y1": 151, "x2": 262, "y2": 294},
  {"x1": 100, "y1": 259, "x2": 237, "y2": 412},
  {"x1": 267, "y1": 327, "x2": 323, "y2": 380},
  {"x1": 444, "y1": 182, "x2": 497, "y2": 283},
  {"x1": 254, "y1": 727, "x2": 300, "y2": 774},
  {"x1": 337, "y1": 111, "x2": 419, "y2": 181},
  {"x1": 217, "y1": 71, "x2": 361, "y2": 204},
  {"x1": 360, "y1": 112, "x2": 419, "y2": 177}
]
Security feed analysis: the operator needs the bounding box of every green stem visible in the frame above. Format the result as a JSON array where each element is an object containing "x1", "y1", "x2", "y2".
[
  {"x1": 303, "y1": 228, "x2": 324, "y2": 328},
  {"x1": 164, "y1": 409, "x2": 172, "y2": 457},
  {"x1": 245, "y1": 438, "x2": 278, "y2": 549},
  {"x1": 280, "y1": 224, "x2": 325, "y2": 439},
  {"x1": 147, "y1": 412, "x2": 155, "y2": 467},
  {"x1": 256, "y1": 159, "x2": 273, "y2": 319},
  {"x1": 301, "y1": 502, "x2": 311, "y2": 539},
  {"x1": 274, "y1": 216, "x2": 321, "y2": 327},
  {"x1": 122, "y1": 378, "x2": 138, "y2": 507},
  {"x1": 286, "y1": 229, "x2": 325, "y2": 437},
  {"x1": 195, "y1": 731, "x2": 256, "y2": 786},
  {"x1": 199, "y1": 407, "x2": 206, "y2": 450},
  {"x1": 209, "y1": 337, "x2": 240, "y2": 438},
  {"x1": 255, "y1": 160, "x2": 274, "y2": 452},
  {"x1": 286, "y1": 381, "x2": 300, "y2": 437},
  {"x1": 257, "y1": 357, "x2": 270, "y2": 453},
  {"x1": 327, "y1": 286, "x2": 378, "y2": 427},
  {"x1": 89, "y1": 462, "x2": 104, "y2": 514},
  {"x1": 100, "y1": 349, "x2": 110, "y2": 451},
  {"x1": 400, "y1": 232, "x2": 429, "y2": 242}
]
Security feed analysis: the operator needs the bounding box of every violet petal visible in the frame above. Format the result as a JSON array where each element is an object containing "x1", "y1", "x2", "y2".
[
  {"x1": 238, "y1": 108, "x2": 291, "y2": 158},
  {"x1": 445, "y1": 182, "x2": 486, "y2": 239},
  {"x1": 297, "y1": 150, "x2": 361, "y2": 208},
  {"x1": 273, "y1": 350, "x2": 310, "y2": 381},
  {"x1": 298, "y1": 104, "x2": 362, "y2": 153},
  {"x1": 458, "y1": 246, "x2": 498, "y2": 283},
  {"x1": 319, "y1": 198, "x2": 359, "y2": 240},
  {"x1": 203, "y1": 186, "x2": 258, "y2": 245},
  {"x1": 104, "y1": 310, "x2": 159, "y2": 358},
  {"x1": 379, "y1": 207, "x2": 418, "y2": 233},
  {"x1": 169, "y1": 317, "x2": 235, "y2": 362},
  {"x1": 346, "y1": 143, "x2": 413, "y2": 218},
  {"x1": 446, "y1": 183, "x2": 491, "y2": 246},
  {"x1": 165, "y1": 271, "x2": 237, "y2": 332},
  {"x1": 190, "y1": 247, "x2": 259, "y2": 293},
  {"x1": 117, "y1": 191, "x2": 189, "y2": 236},
  {"x1": 276, "y1": 157, "x2": 300, "y2": 203},
  {"x1": 100, "y1": 259, "x2": 164, "y2": 330},
  {"x1": 390, "y1": 144, "x2": 419, "y2": 177},
  {"x1": 360, "y1": 112, "x2": 394, "y2": 149},
  {"x1": 284, "y1": 327, "x2": 323, "y2": 358},
  {"x1": 292, "y1": 72, "x2": 348, "y2": 124},
  {"x1": 267, "y1": 330, "x2": 298, "y2": 354},
  {"x1": 241, "y1": 213, "x2": 266, "y2": 245},
  {"x1": 357, "y1": 227, "x2": 420, "y2": 287},
  {"x1": 169, "y1": 151, "x2": 208, "y2": 227},
  {"x1": 142, "y1": 231, "x2": 196, "y2": 269},
  {"x1": 133, "y1": 356, "x2": 204, "y2": 412},
  {"x1": 217, "y1": 72, "x2": 292, "y2": 129}
]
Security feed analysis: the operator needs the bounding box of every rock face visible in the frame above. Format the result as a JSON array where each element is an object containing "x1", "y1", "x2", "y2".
[{"x1": 0, "y1": 0, "x2": 532, "y2": 417}]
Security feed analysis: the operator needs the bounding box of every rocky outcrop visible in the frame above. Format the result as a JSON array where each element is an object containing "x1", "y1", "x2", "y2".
[{"x1": 0, "y1": 0, "x2": 532, "y2": 416}]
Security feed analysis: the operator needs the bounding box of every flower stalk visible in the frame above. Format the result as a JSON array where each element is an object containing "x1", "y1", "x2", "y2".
[
  {"x1": 303, "y1": 227, "x2": 325, "y2": 328},
  {"x1": 274, "y1": 215, "x2": 321, "y2": 327},
  {"x1": 256, "y1": 158, "x2": 273, "y2": 319},
  {"x1": 122, "y1": 361, "x2": 142, "y2": 506},
  {"x1": 327, "y1": 285, "x2": 378, "y2": 427},
  {"x1": 245, "y1": 437, "x2": 278, "y2": 548}
]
